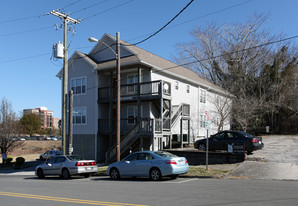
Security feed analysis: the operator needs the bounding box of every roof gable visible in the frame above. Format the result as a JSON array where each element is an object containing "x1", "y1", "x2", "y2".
[{"x1": 88, "y1": 33, "x2": 135, "y2": 63}]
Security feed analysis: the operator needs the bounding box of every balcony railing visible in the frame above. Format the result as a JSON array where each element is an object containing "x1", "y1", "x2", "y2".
[
  {"x1": 98, "y1": 118, "x2": 156, "y2": 134},
  {"x1": 98, "y1": 80, "x2": 171, "y2": 102}
]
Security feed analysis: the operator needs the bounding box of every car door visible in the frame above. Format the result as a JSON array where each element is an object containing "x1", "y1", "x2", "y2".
[
  {"x1": 209, "y1": 132, "x2": 226, "y2": 150},
  {"x1": 51, "y1": 156, "x2": 66, "y2": 175},
  {"x1": 135, "y1": 153, "x2": 154, "y2": 176},
  {"x1": 225, "y1": 132, "x2": 238, "y2": 150},
  {"x1": 42, "y1": 157, "x2": 56, "y2": 175},
  {"x1": 120, "y1": 153, "x2": 138, "y2": 176}
]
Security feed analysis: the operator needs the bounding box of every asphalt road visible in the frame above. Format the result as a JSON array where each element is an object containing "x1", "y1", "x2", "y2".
[{"x1": 0, "y1": 175, "x2": 297, "y2": 206}]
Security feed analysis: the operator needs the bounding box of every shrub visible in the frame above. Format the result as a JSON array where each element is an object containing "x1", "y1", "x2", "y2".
[
  {"x1": 16, "y1": 157, "x2": 25, "y2": 165},
  {"x1": 6, "y1": 156, "x2": 13, "y2": 165}
]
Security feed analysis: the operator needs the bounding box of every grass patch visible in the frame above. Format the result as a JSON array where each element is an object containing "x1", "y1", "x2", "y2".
[
  {"x1": 96, "y1": 166, "x2": 231, "y2": 178},
  {"x1": 182, "y1": 166, "x2": 231, "y2": 177}
]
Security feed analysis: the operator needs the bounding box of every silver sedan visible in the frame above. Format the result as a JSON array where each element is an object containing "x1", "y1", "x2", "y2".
[
  {"x1": 107, "y1": 151, "x2": 189, "y2": 181},
  {"x1": 35, "y1": 155, "x2": 98, "y2": 179}
]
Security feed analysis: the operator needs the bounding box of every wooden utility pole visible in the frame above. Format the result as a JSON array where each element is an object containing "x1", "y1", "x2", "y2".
[
  {"x1": 50, "y1": 10, "x2": 80, "y2": 155},
  {"x1": 116, "y1": 32, "x2": 121, "y2": 162},
  {"x1": 68, "y1": 90, "x2": 73, "y2": 155}
]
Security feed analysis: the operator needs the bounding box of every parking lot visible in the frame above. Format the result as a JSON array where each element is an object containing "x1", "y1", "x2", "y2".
[{"x1": 232, "y1": 135, "x2": 298, "y2": 180}]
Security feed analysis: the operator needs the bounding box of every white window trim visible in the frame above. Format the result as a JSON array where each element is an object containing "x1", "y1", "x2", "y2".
[
  {"x1": 73, "y1": 107, "x2": 87, "y2": 125},
  {"x1": 175, "y1": 81, "x2": 179, "y2": 90},
  {"x1": 71, "y1": 76, "x2": 87, "y2": 95},
  {"x1": 200, "y1": 89, "x2": 206, "y2": 103},
  {"x1": 127, "y1": 105, "x2": 143, "y2": 124}
]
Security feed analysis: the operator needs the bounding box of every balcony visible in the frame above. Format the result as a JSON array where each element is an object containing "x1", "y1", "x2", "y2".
[
  {"x1": 98, "y1": 118, "x2": 156, "y2": 135},
  {"x1": 98, "y1": 80, "x2": 171, "y2": 103}
]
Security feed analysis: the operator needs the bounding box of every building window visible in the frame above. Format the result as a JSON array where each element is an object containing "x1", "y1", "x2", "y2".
[
  {"x1": 73, "y1": 107, "x2": 86, "y2": 124},
  {"x1": 200, "y1": 89, "x2": 206, "y2": 103},
  {"x1": 175, "y1": 81, "x2": 179, "y2": 90},
  {"x1": 127, "y1": 106, "x2": 137, "y2": 124},
  {"x1": 71, "y1": 77, "x2": 86, "y2": 95},
  {"x1": 187, "y1": 85, "x2": 190, "y2": 93},
  {"x1": 200, "y1": 115, "x2": 206, "y2": 128},
  {"x1": 127, "y1": 74, "x2": 138, "y2": 94}
]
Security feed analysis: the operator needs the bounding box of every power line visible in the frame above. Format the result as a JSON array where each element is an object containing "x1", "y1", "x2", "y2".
[
  {"x1": 126, "y1": 0, "x2": 253, "y2": 43},
  {"x1": 82, "y1": 0, "x2": 134, "y2": 21},
  {"x1": 0, "y1": 0, "x2": 82, "y2": 24},
  {"x1": 71, "y1": 0, "x2": 110, "y2": 14},
  {"x1": 62, "y1": 0, "x2": 83, "y2": 10},
  {"x1": 154, "y1": 35, "x2": 298, "y2": 73},
  {"x1": 0, "y1": 53, "x2": 51, "y2": 64},
  {"x1": 130, "y1": 0, "x2": 194, "y2": 46},
  {"x1": 0, "y1": 26, "x2": 54, "y2": 37}
]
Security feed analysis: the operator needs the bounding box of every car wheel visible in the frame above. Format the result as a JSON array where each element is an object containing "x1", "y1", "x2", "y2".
[
  {"x1": 198, "y1": 143, "x2": 206, "y2": 151},
  {"x1": 62, "y1": 168, "x2": 71, "y2": 179},
  {"x1": 37, "y1": 168, "x2": 45, "y2": 179},
  {"x1": 110, "y1": 168, "x2": 120, "y2": 180},
  {"x1": 150, "y1": 168, "x2": 162, "y2": 181}
]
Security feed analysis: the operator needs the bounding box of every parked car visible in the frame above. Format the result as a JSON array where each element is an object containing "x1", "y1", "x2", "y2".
[
  {"x1": 107, "y1": 151, "x2": 189, "y2": 181},
  {"x1": 194, "y1": 130, "x2": 264, "y2": 154},
  {"x1": 39, "y1": 150, "x2": 62, "y2": 160},
  {"x1": 35, "y1": 155, "x2": 98, "y2": 179}
]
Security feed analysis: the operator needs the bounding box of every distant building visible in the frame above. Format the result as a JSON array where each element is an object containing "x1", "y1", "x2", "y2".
[{"x1": 23, "y1": 107, "x2": 60, "y2": 129}]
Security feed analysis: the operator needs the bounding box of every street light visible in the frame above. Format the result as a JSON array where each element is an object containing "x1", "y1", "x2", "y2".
[{"x1": 88, "y1": 33, "x2": 121, "y2": 162}]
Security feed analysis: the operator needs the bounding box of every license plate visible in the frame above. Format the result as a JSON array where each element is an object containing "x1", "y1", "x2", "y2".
[{"x1": 85, "y1": 167, "x2": 92, "y2": 170}]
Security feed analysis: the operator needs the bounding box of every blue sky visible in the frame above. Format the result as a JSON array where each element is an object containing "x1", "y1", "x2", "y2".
[{"x1": 0, "y1": 0, "x2": 297, "y2": 118}]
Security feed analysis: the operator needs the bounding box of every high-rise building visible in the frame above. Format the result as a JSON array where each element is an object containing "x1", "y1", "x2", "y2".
[{"x1": 23, "y1": 107, "x2": 59, "y2": 129}]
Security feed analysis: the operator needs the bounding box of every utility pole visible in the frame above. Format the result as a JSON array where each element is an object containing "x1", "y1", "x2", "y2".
[
  {"x1": 50, "y1": 10, "x2": 80, "y2": 155},
  {"x1": 68, "y1": 90, "x2": 73, "y2": 155},
  {"x1": 116, "y1": 32, "x2": 121, "y2": 162}
]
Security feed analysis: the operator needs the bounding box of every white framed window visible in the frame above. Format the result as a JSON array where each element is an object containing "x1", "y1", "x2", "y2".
[
  {"x1": 175, "y1": 81, "x2": 179, "y2": 90},
  {"x1": 200, "y1": 89, "x2": 206, "y2": 103},
  {"x1": 127, "y1": 74, "x2": 138, "y2": 94},
  {"x1": 127, "y1": 105, "x2": 143, "y2": 124},
  {"x1": 73, "y1": 107, "x2": 87, "y2": 125},
  {"x1": 71, "y1": 77, "x2": 86, "y2": 95},
  {"x1": 200, "y1": 115, "x2": 206, "y2": 128},
  {"x1": 187, "y1": 85, "x2": 190, "y2": 93},
  {"x1": 127, "y1": 106, "x2": 137, "y2": 124}
]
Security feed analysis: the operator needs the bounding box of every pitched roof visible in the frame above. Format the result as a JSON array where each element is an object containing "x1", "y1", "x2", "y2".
[
  {"x1": 60, "y1": 33, "x2": 227, "y2": 94},
  {"x1": 96, "y1": 34, "x2": 226, "y2": 93}
]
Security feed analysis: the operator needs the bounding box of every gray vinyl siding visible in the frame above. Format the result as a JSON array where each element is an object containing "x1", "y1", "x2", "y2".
[
  {"x1": 68, "y1": 57, "x2": 97, "y2": 135},
  {"x1": 72, "y1": 134, "x2": 95, "y2": 160}
]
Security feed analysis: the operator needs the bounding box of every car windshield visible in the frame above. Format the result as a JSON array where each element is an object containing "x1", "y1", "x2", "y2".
[
  {"x1": 154, "y1": 151, "x2": 177, "y2": 158},
  {"x1": 238, "y1": 131, "x2": 254, "y2": 138},
  {"x1": 67, "y1": 156, "x2": 85, "y2": 161}
]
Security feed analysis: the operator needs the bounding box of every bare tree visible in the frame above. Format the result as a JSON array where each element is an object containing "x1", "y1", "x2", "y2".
[
  {"x1": 174, "y1": 13, "x2": 297, "y2": 132},
  {"x1": 208, "y1": 93, "x2": 233, "y2": 132},
  {"x1": 0, "y1": 98, "x2": 24, "y2": 156}
]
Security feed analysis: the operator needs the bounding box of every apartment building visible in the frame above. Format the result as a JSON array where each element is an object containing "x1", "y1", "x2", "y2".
[
  {"x1": 23, "y1": 107, "x2": 57, "y2": 129},
  {"x1": 57, "y1": 33, "x2": 231, "y2": 163}
]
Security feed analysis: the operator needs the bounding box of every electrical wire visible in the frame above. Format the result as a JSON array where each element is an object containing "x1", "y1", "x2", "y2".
[
  {"x1": 71, "y1": 0, "x2": 110, "y2": 14},
  {"x1": 62, "y1": 0, "x2": 83, "y2": 10},
  {"x1": 0, "y1": 26, "x2": 54, "y2": 37},
  {"x1": 126, "y1": 0, "x2": 253, "y2": 43},
  {"x1": 0, "y1": 53, "x2": 51, "y2": 64},
  {"x1": 153, "y1": 35, "x2": 298, "y2": 73},
  {"x1": 75, "y1": 34, "x2": 298, "y2": 93},
  {"x1": 129, "y1": 0, "x2": 194, "y2": 46},
  {"x1": 81, "y1": 0, "x2": 134, "y2": 21}
]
